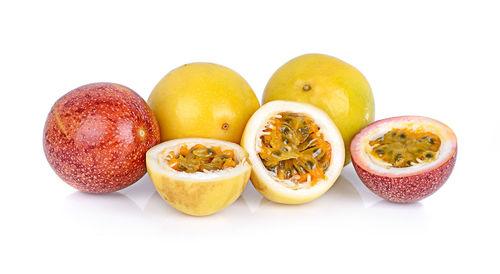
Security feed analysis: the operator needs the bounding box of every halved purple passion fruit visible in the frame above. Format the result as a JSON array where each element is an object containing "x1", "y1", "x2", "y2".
[{"x1": 350, "y1": 116, "x2": 457, "y2": 203}]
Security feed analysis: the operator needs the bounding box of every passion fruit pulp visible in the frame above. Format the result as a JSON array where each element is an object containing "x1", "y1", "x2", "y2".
[
  {"x1": 163, "y1": 144, "x2": 237, "y2": 173},
  {"x1": 241, "y1": 101, "x2": 345, "y2": 204},
  {"x1": 146, "y1": 138, "x2": 251, "y2": 216},
  {"x1": 350, "y1": 116, "x2": 457, "y2": 203},
  {"x1": 369, "y1": 128, "x2": 441, "y2": 168},
  {"x1": 258, "y1": 112, "x2": 332, "y2": 186}
]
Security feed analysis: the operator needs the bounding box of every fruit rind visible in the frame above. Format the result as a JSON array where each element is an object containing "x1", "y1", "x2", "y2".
[
  {"x1": 241, "y1": 101, "x2": 345, "y2": 204},
  {"x1": 350, "y1": 116, "x2": 457, "y2": 202},
  {"x1": 352, "y1": 152, "x2": 456, "y2": 203},
  {"x1": 43, "y1": 82, "x2": 160, "y2": 193},
  {"x1": 148, "y1": 63, "x2": 260, "y2": 143},
  {"x1": 146, "y1": 138, "x2": 251, "y2": 216}
]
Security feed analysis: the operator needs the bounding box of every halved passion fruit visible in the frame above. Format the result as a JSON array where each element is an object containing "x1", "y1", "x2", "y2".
[
  {"x1": 350, "y1": 116, "x2": 457, "y2": 203},
  {"x1": 146, "y1": 138, "x2": 251, "y2": 216},
  {"x1": 241, "y1": 101, "x2": 345, "y2": 204}
]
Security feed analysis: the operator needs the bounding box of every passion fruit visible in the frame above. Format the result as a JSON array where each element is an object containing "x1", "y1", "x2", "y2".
[
  {"x1": 241, "y1": 101, "x2": 345, "y2": 204},
  {"x1": 146, "y1": 138, "x2": 251, "y2": 216},
  {"x1": 350, "y1": 116, "x2": 457, "y2": 203},
  {"x1": 43, "y1": 83, "x2": 160, "y2": 193},
  {"x1": 148, "y1": 63, "x2": 260, "y2": 143},
  {"x1": 262, "y1": 54, "x2": 375, "y2": 165}
]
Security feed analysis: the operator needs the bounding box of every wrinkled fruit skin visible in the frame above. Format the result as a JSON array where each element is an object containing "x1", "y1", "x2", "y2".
[
  {"x1": 43, "y1": 83, "x2": 160, "y2": 193},
  {"x1": 263, "y1": 53, "x2": 375, "y2": 165},
  {"x1": 352, "y1": 152, "x2": 456, "y2": 203}
]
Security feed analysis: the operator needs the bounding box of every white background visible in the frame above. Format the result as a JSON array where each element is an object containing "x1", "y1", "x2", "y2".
[{"x1": 1, "y1": 1, "x2": 499, "y2": 273}]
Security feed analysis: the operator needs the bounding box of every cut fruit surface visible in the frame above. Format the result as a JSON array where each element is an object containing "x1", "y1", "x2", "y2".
[
  {"x1": 350, "y1": 116, "x2": 457, "y2": 203},
  {"x1": 146, "y1": 138, "x2": 251, "y2": 216},
  {"x1": 241, "y1": 101, "x2": 345, "y2": 204},
  {"x1": 163, "y1": 144, "x2": 237, "y2": 173},
  {"x1": 258, "y1": 112, "x2": 332, "y2": 186}
]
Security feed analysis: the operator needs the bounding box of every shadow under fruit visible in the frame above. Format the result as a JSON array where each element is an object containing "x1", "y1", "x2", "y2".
[{"x1": 43, "y1": 82, "x2": 160, "y2": 193}]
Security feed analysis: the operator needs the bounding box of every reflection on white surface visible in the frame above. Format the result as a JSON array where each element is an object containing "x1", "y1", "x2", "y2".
[{"x1": 64, "y1": 191, "x2": 143, "y2": 234}]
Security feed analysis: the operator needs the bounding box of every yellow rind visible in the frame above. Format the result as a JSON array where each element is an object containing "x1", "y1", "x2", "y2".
[
  {"x1": 147, "y1": 164, "x2": 250, "y2": 216},
  {"x1": 247, "y1": 163, "x2": 326, "y2": 205},
  {"x1": 146, "y1": 138, "x2": 251, "y2": 216}
]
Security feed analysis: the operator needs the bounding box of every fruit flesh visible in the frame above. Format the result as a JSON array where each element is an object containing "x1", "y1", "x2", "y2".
[
  {"x1": 369, "y1": 128, "x2": 441, "y2": 168},
  {"x1": 258, "y1": 112, "x2": 332, "y2": 187},
  {"x1": 162, "y1": 144, "x2": 237, "y2": 173}
]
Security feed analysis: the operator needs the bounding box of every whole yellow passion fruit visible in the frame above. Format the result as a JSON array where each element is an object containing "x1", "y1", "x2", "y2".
[
  {"x1": 148, "y1": 63, "x2": 260, "y2": 143},
  {"x1": 263, "y1": 54, "x2": 375, "y2": 165}
]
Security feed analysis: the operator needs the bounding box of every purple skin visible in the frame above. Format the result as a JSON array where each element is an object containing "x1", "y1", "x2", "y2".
[
  {"x1": 352, "y1": 151, "x2": 456, "y2": 203},
  {"x1": 43, "y1": 83, "x2": 160, "y2": 193}
]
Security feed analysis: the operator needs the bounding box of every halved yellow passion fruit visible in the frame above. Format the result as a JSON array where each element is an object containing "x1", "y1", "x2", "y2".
[
  {"x1": 241, "y1": 101, "x2": 345, "y2": 204},
  {"x1": 146, "y1": 138, "x2": 251, "y2": 216}
]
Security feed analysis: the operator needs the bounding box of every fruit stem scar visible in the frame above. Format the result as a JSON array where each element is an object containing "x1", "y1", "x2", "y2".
[
  {"x1": 302, "y1": 84, "x2": 311, "y2": 91},
  {"x1": 222, "y1": 123, "x2": 229, "y2": 130},
  {"x1": 138, "y1": 128, "x2": 146, "y2": 138}
]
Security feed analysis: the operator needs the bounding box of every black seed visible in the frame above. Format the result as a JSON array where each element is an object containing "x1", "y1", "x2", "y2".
[
  {"x1": 282, "y1": 137, "x2": 289, "y2": 144},
  {"x1": 395, "y1": 153, "x2": 402, "y2": 161},
  {"x1": 207, "y1": 149, "x2": 215, "y2": 156},
  {"x1": 375, "y1": 148, "x2": 385, "y2": 154},
  {"x1": 284, "y1": 118, "x2": 292, "y2": 123},
  {"x1": 313, "y1": 148, "x2": 322, "y2": 158},
  {"x1": 281, "y1": 147, "x2": 289, "y2": 152},
  {"x1": 425, "y1": 153, "x2": 433, "y2": 158},
  {"x1": 305, "y1": 161, "x2": 314, "y2": 169},
  {"x1": 272, "y1": 150, "x2": 282, "y2": 156},
  {"x1": 429, "y1": 138, "x2": 435, "y2": 144},
  {"x1": 392, "y1": 132, "x2": 397, "y2": 137},
  {"x1": 388, "y1": 150, "x2": 393, "y2": 156},
  {"x1": 400, "y1": 133, "x2": 406, "y2": 139},
  {"x1": 281, "y1": 126, "x2": 290, "y2": 135},
  {"x1": 417, "y1": 148, "x2": 424, "y2": 153},
  {"x1": 420, "y1": 136, "x2": 428, "y2": 141},
  {"x1": 407, "y1": 161, "x2": 412, "y2": 166}
]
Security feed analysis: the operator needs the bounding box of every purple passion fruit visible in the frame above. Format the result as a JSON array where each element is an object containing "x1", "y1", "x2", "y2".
[
  {"x1": 350, "y1": 116, "x2": 457, "y2": 203},
  {"x1": 43, "y1": 83, "x2": 160, "y2": 193}
]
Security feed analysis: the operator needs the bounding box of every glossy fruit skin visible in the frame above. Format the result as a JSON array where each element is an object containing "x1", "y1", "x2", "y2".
[
  {"x1": 263, "y1": 54, "x2": 375, "y2": 165},
  {"x1": 350, "y1": 116, "x2": 457, "y2": 203},
  {"x1": 148, "y1": 63, "x2": 260, "y2": 143},
  {"x1": 43, "y1": 83, "x2": 160, "y2": 193}
]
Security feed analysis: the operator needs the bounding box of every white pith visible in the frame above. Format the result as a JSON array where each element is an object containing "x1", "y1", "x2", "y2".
[
  {"x1": 146, "y1": 138, "x2": 251, "y2": 182},
  {"x1": 242, "y1": 101, "x2": 345, "y2": 198},
  {"x1": 351, "y1": 116, "x2": 457, "y2": 177}
]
